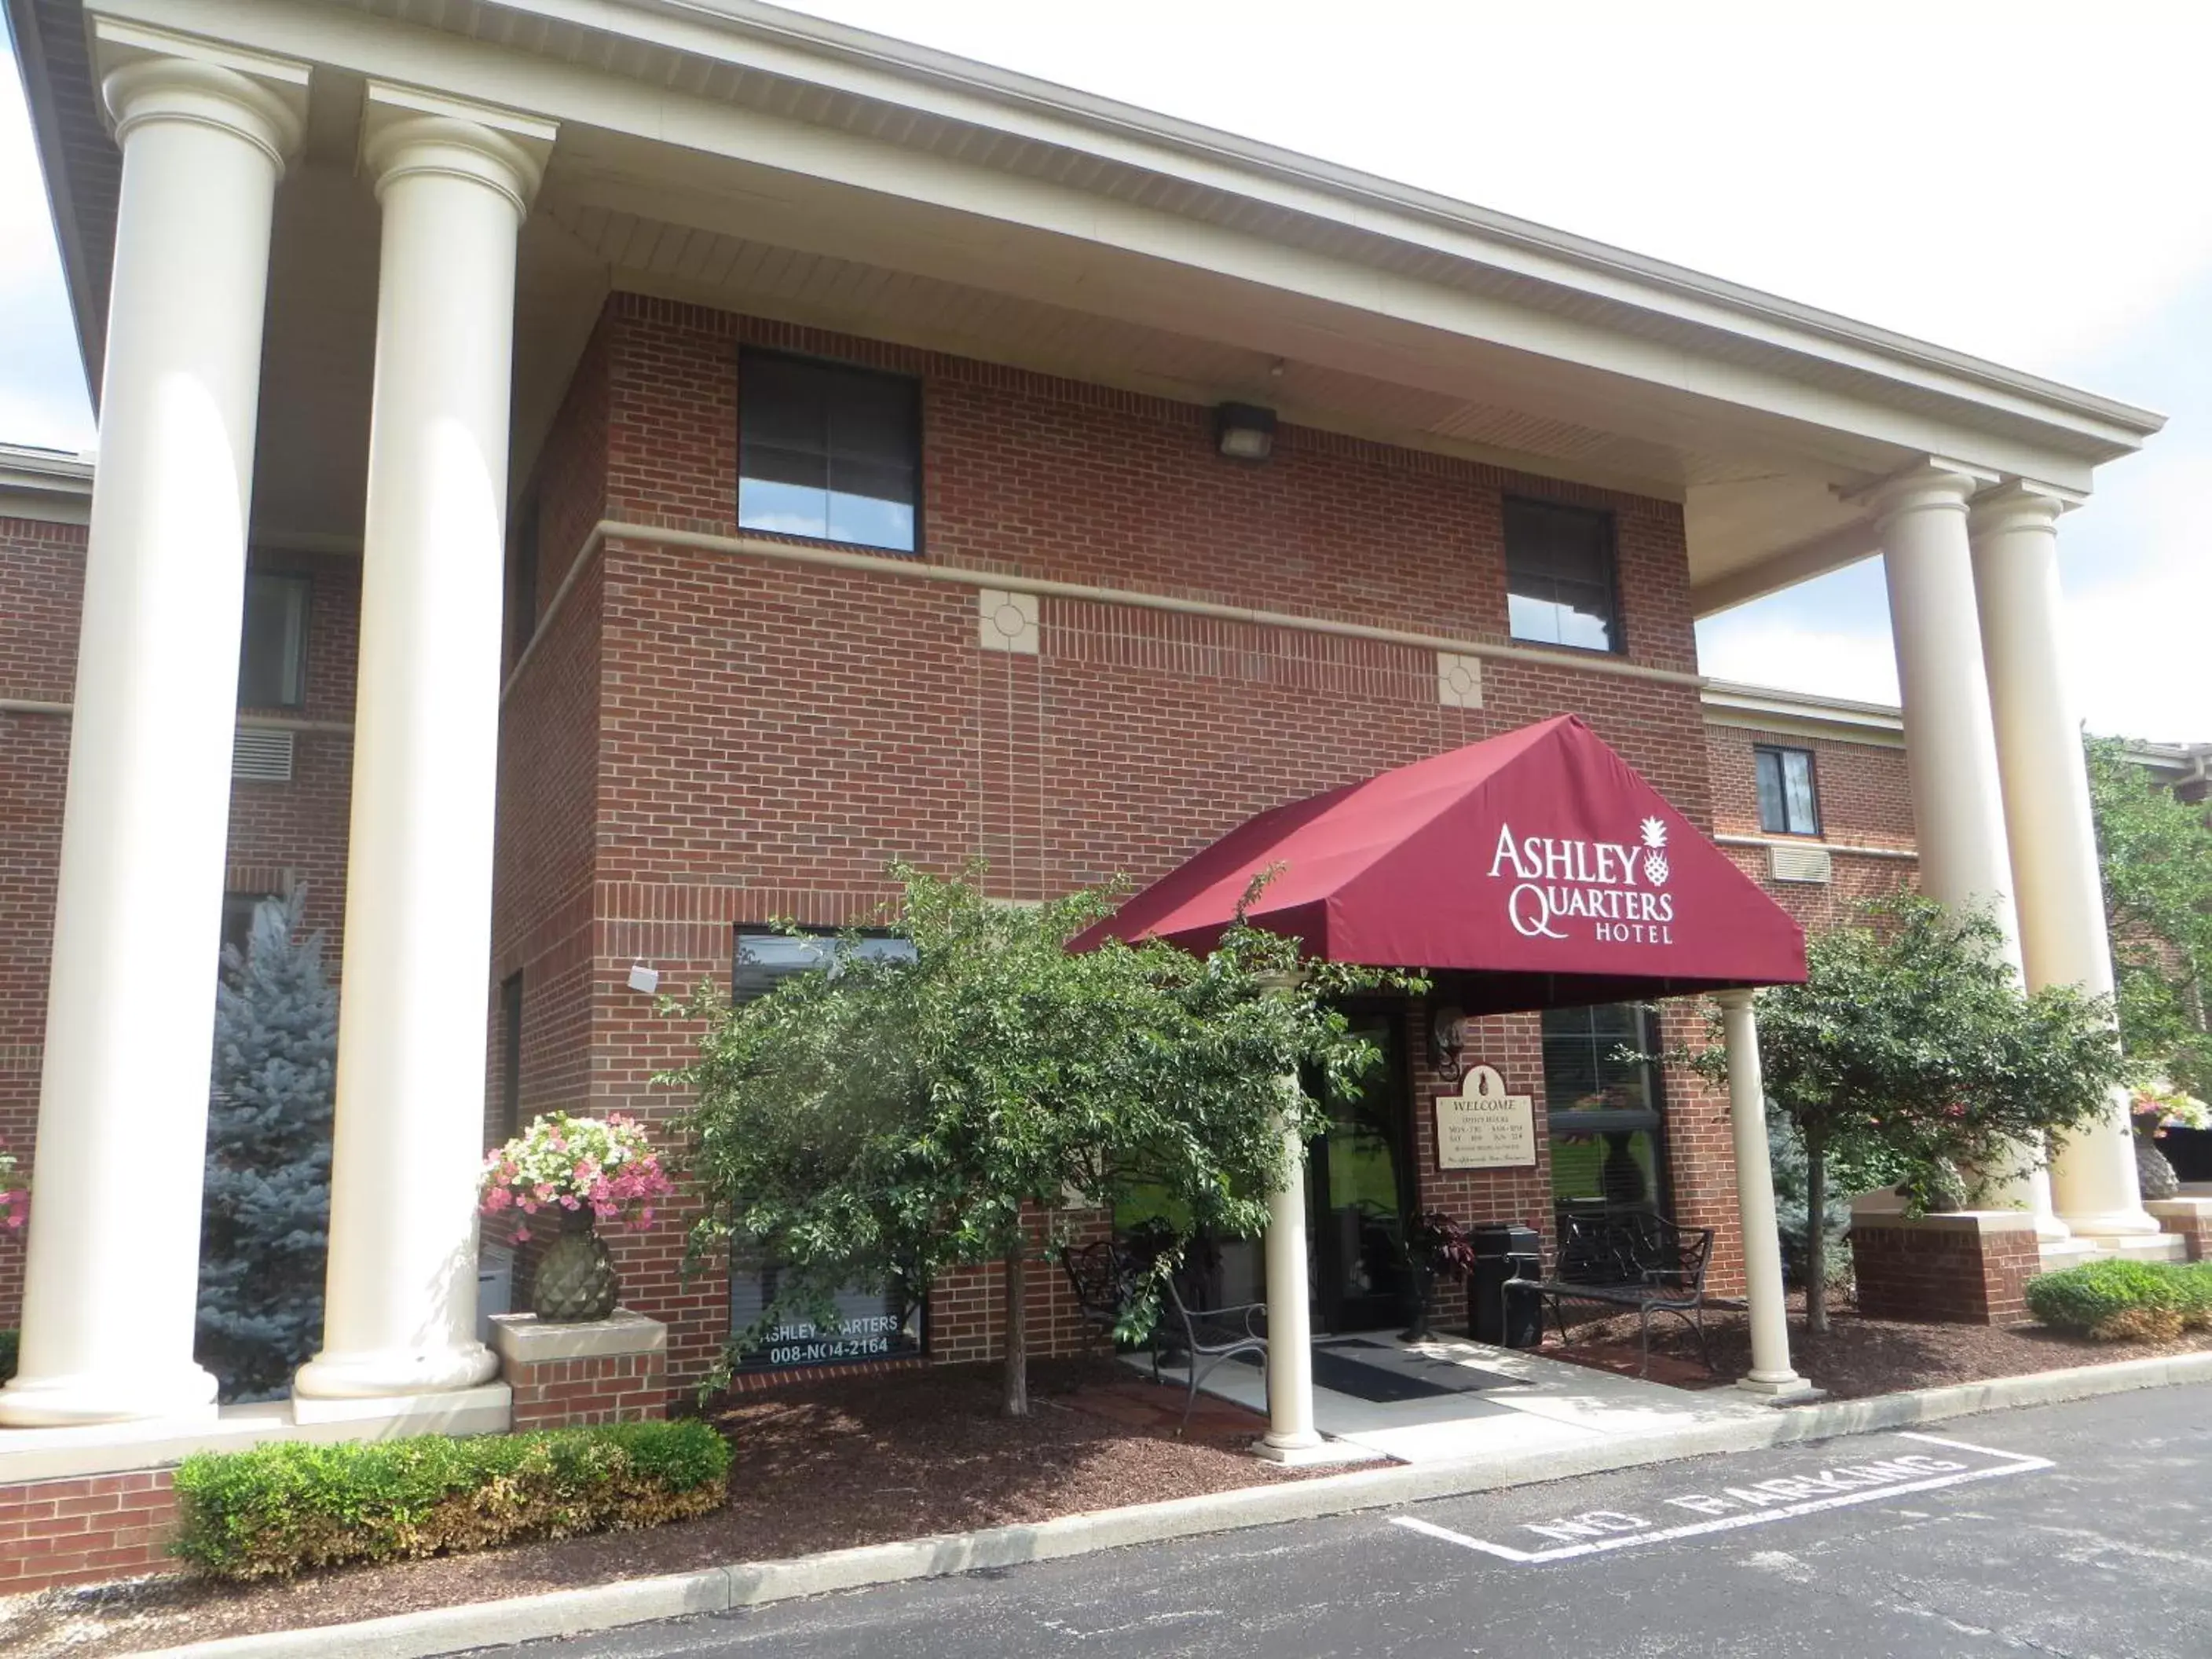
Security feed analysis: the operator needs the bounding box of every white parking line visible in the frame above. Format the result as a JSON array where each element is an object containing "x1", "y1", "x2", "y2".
[{"x1": 1390, "y1": 1432, "x2": 2055, "y2": 1565}]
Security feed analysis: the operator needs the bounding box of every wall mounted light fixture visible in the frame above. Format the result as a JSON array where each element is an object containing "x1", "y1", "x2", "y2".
[{"x1": 1214, "y1": 401, "x2": 1277, "y2": 461}]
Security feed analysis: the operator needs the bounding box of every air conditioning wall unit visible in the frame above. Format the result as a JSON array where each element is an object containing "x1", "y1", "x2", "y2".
[
  {"x1": 232, "y1": 727, "x2": 295, "y2": 782},
  {"x1": 1768, "y1": 843, "x2": 1833, "y2": 885}
]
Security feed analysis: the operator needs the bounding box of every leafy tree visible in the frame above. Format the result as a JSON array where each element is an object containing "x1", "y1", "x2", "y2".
[
  {"x1": 2087, "y1": 737, "x2": 2212, "y2": 1099},
  {"x1": 669, "y1": 864, "x2": 1409, "y2": 1415},
  {"x1": 198, "y1": 890, "x2": 336, "y2": 1400},
  {"x1": 1686, "y1": 894, "x2": 2125, "y2": 1331}
]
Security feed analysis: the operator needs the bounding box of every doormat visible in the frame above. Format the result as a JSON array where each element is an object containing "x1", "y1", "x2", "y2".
[
  {"x1": 1331, "y1": 1339, "x2": 1527, "y2": 1392},
  {"x1": 1234, "y1": 1347, "x2": 1519, "y2": 1405}
]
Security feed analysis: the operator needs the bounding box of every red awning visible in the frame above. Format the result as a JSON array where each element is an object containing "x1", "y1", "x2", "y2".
[{"x1": 1074, "y1": 715, "x2": 1806, "y2": 1013}]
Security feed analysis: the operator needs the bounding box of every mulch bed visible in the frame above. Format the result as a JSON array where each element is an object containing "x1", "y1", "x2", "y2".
[
  {"x1": 1544, "y1": 1288, "x2": 2212, "y2": 1398},
  {"x1": 0, "y1": 1357, "x2": 1295, "y2": 1659}
]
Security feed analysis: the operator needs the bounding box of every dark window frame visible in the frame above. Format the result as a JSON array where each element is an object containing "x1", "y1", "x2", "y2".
[
  {"x1": 238, "y1": 569, "x2": 313, "y2": 710},
  {"x1": 1500, "y1": 494, "x2": 1626, "y2": 657},
  {"x1": 500, "y1": 971, "x2": 526, "y2": 1140},
  {"x1": 1540, "y1": 1001, "x2": 1673, "y2": 1221},
  {"x1": 219, "y1": 889, "x2": 284, "y2": 961},
  {"x1": 728, "y1": 922, "x2": 928, "y2": 1372},
  {"x1": 1753, "y1": 743, "x2": 1823, "y2": 837},
  {"x1": 735, "y1": 347, "x2": 925, "y2": 557},
  {"x1": 506, "y1": 493, "x2": 540, "y2": 671}
]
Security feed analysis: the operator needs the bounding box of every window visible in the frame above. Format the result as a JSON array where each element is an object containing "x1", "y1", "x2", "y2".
[
  {"x1": 218, "y1": 889, "x2": 282, "y2": 961},
  {"x1": 1542, "y1": 1002, "x2": 1668, "y2": 1218},
  {"x1": 738, "y1": 352, "x2": 920, "y2": 554},
  {"x1": 1754, "y1": 745, "x2": 1822, "y2": 837},
  {"x1": 1503, "y1": 496, "x2": 1621, "y2": 653},
  {"x1": 506, "y1": 495, "x2": 540, "y2": 668},
  {"x1": 238, "y1": 572, "x2": 310, "y2": 708},
  {"x1": 727, "y1": 925, "x2": 925, "y2": 1372},
  {"x1": 500, "y1": 972, "x2": 525, "y2": 1140}
]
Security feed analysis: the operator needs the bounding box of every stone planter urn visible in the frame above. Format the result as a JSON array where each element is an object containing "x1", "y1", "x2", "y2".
[
  {"x1": 533, "y1": 1210, "x2": 621, "y2": 1322},
  {"x1": 2136, "y1": 1127, "x2": 2183, "y2": 1202}
]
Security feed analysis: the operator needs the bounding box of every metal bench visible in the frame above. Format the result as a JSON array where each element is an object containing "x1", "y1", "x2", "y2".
[
  {"x1": 1514, "y1": 1211, "x2": 1715, "y2": 1378},
  {"x1": 1058, "y1": 1239, "x2": 1267, "y2": 1435}
]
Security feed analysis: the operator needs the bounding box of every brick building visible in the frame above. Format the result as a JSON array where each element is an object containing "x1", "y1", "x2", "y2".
[{"x1": 0, "y1": 0, "x2": 2173, "y2": 1549}]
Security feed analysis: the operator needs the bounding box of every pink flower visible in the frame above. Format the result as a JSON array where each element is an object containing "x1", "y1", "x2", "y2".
[{"x1": 513, "y1": 1225, "x2": 532, "y2": 1243}]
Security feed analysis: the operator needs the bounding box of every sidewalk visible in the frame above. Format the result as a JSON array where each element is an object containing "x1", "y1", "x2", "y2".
[
  {"x1": 1148, "y1": 1333, "x2": 1771, "y2": 1465},
  {"x1": 52, "y1": 1346, "x2": 2212, "y2": 1659}
]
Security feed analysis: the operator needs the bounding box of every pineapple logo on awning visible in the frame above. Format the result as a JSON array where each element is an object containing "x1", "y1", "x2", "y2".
[{"x1": 1487, "y1": 815, "x2": 1676, "y2": 945}]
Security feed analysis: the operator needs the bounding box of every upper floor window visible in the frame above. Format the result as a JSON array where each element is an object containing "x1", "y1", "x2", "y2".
[
  {"x1": 1503, "y1": 496, "x2": 1621, "y2": 654},
  {"x1": 738, "y1": 351, "x2": 920, "y2": 554},
  {"x1": 238, "y1": 571, "x2": 309, "y2": 709},
  {"x1": 1755, "y1": 744, "x2": 1822, "y2": 837}
]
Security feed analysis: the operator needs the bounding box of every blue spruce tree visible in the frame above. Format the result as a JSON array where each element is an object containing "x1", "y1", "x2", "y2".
[{"x1": 199, "y1": 888, "x2": 336, "y2": 1401}]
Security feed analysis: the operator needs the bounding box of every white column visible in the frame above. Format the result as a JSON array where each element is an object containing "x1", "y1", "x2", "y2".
[
  {"x1": 1258, "y1": 1086, "x2": 1320, "y2": 1459},
  {"x1": 294, "y1": 90, "x2": 553, "y2": 1402},
  {"x1": 0, "y1": 38, "x2": 305, "y2": 1427},
  {"x1": 1716, "y1": 992, "x2": 1814, "y2": 1399},
  {"x1": 1866, "y1": 462, "x2": 2064, "y2": 1241},
  {"x1": 1971, "y1": 484, "x2": 2155, "y2": 1238}
]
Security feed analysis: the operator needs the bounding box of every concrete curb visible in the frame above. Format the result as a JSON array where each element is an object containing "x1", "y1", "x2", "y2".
[{"x1": 142, "y1": 1350, "x2": 2212, "y2": 1658}]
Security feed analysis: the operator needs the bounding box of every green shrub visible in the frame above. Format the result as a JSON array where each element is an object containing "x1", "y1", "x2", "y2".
[
  {"x1": 171, "y1": 1419, "x2": 731, "y2": 1580},
  {"x1": 2025, "y1": 1258, "x2": 2212, "y2": 1342},
  {"x1": 0, "y1": 1328, "x2": 16, "y2": 1386}
]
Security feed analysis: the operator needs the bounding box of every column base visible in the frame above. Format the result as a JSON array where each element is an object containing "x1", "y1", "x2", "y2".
[
  {"x1": 1735, "y1": 1374, "x2": 1823, "y2": 1404},
  {"x1": 1254, "y1": 1433, "x2": 1371, "y2": 1467},
  {"x1": 2057, "y1": 1209, "x2": 2164, "y2": 1241},
  {"x1": 292, "y1": 1340, "x2": 499, "y2": 1401},
  {"x1": 0, "y1": 1362, "x2": 220, "y2": 1429}
]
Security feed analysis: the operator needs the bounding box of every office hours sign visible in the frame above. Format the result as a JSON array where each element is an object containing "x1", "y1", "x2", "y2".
[{"x1": 1434, "y1": 1064, "x2": 1537, "y2": 1170}]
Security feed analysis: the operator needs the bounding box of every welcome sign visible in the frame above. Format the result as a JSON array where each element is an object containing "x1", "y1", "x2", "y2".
[{"x1": 1434, "y1": 1064, "x2": 1537, "y2": 1170}]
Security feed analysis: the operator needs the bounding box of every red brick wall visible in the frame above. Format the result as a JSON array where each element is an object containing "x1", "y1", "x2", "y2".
[
  {"x1": 1851, "y1": 1219, "x2": 2039, "y2": 1325},
  {"x1": 505, "y1": 1348, "x2": 668, "y2": 1431},
  {"x1": 0, "y1": 1468, "x2": 180, "y2": 1595},
  {"x1": 1706, "y1": 721, "x2": 1918, "y2": 928},
  {"x1": 0, "y1": 522, "x2": 357, "y2": 1328},
  {"x1": 538, "y1": 294, "x2": 1729, "y2": 1387}
]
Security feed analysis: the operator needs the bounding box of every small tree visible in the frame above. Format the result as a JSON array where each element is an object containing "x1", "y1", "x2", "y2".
[
  {"x1": 199, "y1": 890, "x2": 336, "y2": 1401},
  {"x1": 1689, "y1": 895, "x2": 2125, "y2": 1332},
  {"x1": 2087, "y1": 737, "x2": 2212, "y2": 1100},
  {"x1": 671, "y1": 864, "x2": 1407, "y2": 1415}
]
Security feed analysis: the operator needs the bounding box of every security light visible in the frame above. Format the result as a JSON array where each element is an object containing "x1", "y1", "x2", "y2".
[{"x1": 1214, "y1": 401, "x2": 1276, "y2": 461}]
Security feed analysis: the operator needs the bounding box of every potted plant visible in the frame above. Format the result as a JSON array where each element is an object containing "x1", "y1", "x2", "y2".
[
  {"x1": 1402, "y1": 1210, "x2": 1476, "y2": 1341},
  {"x1": 2129, "y1": 1084, "x2": 2211, "y2": 1200},
  {"x1": 480, "y1": 1112, "x2": 673, "y2": 1322}
]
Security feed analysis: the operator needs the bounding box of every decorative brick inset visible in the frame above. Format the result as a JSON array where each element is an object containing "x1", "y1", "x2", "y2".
[
  {"x1": 492, "y1": 1309, "x2": 670, "y2": 1429},
  {"x1": 1850, "y1": 1212, "x2": 2042, "y2": 1325},
  {"x1": 0, "y1": 1467, "x2": 181, "y2": 1595}
]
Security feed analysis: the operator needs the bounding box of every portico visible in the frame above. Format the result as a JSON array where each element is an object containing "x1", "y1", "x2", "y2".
[{"x1": 0, "y1": 0, "x2": 2168, "y2": 1452}]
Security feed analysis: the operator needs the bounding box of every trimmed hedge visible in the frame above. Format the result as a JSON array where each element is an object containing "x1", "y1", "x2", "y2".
[
  {"x1": 2025, "y1": 1258, "x2": 2212, "y2": 1342},
  {"x1": 171, "y1": 1419, "x2": 731, "y2": 1580}
]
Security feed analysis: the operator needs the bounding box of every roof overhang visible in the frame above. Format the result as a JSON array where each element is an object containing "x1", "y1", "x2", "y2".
[{"x1": 8, "y1": 0, "x2": 2166, "y2": 598}]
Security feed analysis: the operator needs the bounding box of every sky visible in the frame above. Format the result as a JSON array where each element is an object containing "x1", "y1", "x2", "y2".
[{"x1": 2, "y1": 1, "x2": 2205, "y2": 739}]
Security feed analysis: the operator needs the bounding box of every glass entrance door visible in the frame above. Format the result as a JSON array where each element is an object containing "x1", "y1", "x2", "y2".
[{"x1": 1309, "y1": 1013, "x2": 1415, "y2": 1333}]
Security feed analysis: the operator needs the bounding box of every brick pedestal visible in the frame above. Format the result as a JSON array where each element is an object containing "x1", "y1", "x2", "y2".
[
  {"x1": 492, "y1": 1309, "x2": 668, "y2": 1430},
  {"x1": 0, "y1": 1468, "x2": 180, "y2": 1595},
  {"x1": 1849, "y1": 1211, "x2": 2042, "y2": 1325},
  {"x1": 2147, "y1": 1198, "x2": 2212, "y2": 1262}
]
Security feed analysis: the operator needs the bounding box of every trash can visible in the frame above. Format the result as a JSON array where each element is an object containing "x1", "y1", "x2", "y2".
[{"x1": 1468, "y1": 1223, "x2": 1543, "y2": 1348}]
